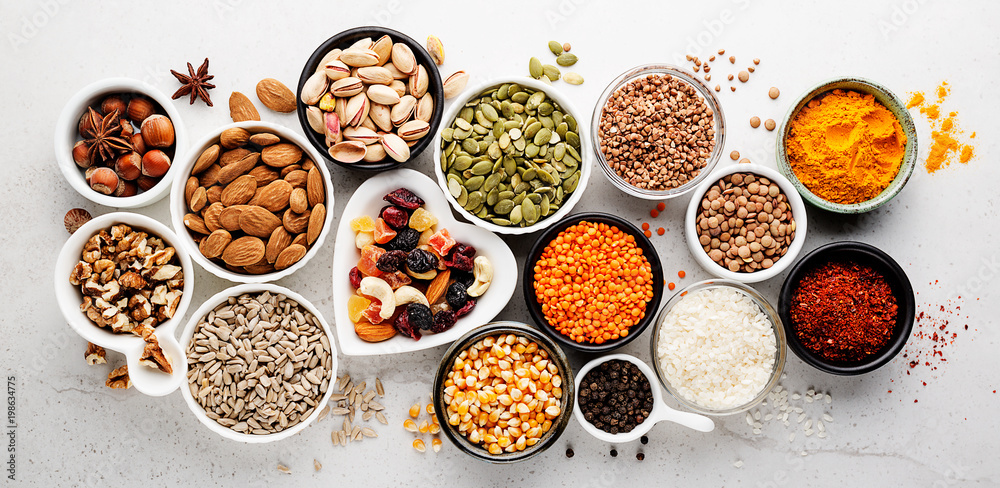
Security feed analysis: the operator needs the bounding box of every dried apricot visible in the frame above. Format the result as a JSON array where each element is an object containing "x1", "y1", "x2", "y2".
[
  {"x1": 381, "y1": 270, "x2": 412, "y2": 289},
  {"x1": 361, "y1": 299, "x2": 384, "y2": 324},
  {"x1": 347, "y1": 295, "x2": 372, "y2": 323},
  {"x1": 428, "y1": 229, "x2": 456, "y2": 256},
  {"x1": 409, "y1": 207, "x2": 438, "y2": 232},
  {"x1": 374, "y1": 218, "x2": 396, "y2": 244},
  {"x1": 350, "y1": 215, "x2": 375, "y2": 232}
]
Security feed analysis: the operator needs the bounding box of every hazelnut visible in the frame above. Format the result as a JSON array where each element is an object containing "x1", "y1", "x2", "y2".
[
  {"x1": 141, "y1": 149, "x2": 171, "y2": 177},
  {"x1": 114, "y1": 152, "x2": 142, "y2": 180},
  {"x1": 130, "y1": 132, "x2": 147, "y2": 155},
  {"x1": 85, "y1": 166, "x2": 98, "y2": 184},
  {"x1": 136, "y1": 175, "x2": 159, "y2": 192},
  {"x1": 73, "y1": 141, "x2": 93, "y2": 168},
  {"x1": 119, "y1": 118, "x2": 134, "y2": 138},
  {"x1": 78, "y1": 111, "x2": 95, "y2": 137},
  {"x1": 101, "y1": 95, "x2": 127, "y2": 118},
  {"x1": 115, "y1": 180, "x2": 138, "y2": 197},
  {"x1": 89, "y1": 167, "x2": 119, "y2": 195},
  {"x1": 127, "y1": 96, "x2": 156, "y2": 124},
  {"x1": 141, "y1": 114, "x2": 174, "y2": 148}
]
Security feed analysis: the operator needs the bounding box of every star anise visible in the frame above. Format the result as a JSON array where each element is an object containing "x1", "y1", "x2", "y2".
[
  {"x1": 170, "y1": 58, "x2": 215, "y2": 106},
  {"x1": 83, "y1": 107, "x2": 132, "y2": 164}
]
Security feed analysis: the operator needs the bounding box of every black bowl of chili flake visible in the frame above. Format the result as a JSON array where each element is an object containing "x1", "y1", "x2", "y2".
[{"x1": 778, "y1": 241, "x2": 914, "y2": 375}]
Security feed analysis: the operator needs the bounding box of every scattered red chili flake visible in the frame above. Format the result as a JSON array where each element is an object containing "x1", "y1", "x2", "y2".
[
  {"x1": 656, "y1": 202, "x2": 665, "y2": 211},
  {"x1": 656, "y1": 227, "x2": 665, "y2": 235},
  {"x1": 789, "y1": 260, "x2": 898, "y2": 362},
  {"x1": 900, "y1": 294, "x2": 967, "y2": 377},
  {"x1": 650, "y1": 209, "x2": 659, "y2": 218}
]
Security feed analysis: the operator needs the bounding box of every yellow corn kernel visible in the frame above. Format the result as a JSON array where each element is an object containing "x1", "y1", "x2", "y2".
[
  {"x1": 504, "y1": 444, "x2": 517, "y2": 453},
  {"x1": 514, "y1": 343, "x2": 526, "y2": 354},
  {"x1": 525, "y1": 343, "x2": 538, "y2": 353},
  {"x1": 482, "y1": 336, "x2": 494, "y2": 347},
  {"x1": 552, "y1": 387, "x2": 563, "y2": 398},
  {"x1": 526, "y1": 427, "x2": 541, "y2": 438},
  {"x1": 461, "y1": 413, "x2": 472, "y2": 423},
  {"x1": 536, "y1": 390, "x2": 549, "y2": 402},
  {"x1": 418, "y1": 420, "x2": 429, "y2": 433},
  {"x1": 516, "y1": 403, "x2": 530, "y2": 414},
  {"x1": 515, "y1": 435, "x2": 527, "y2": 450},
  {"x1": 488, "y1": 409, "x2": 501, "y2": 424},
  {"x1": 499, "y1": 411, "x2": 513, "y2": 420},
  {"x1": 469, "y1": 428, "x2": 482, "y2": 444},
  {"x1": 514, "y1": 368, "x2": 529, "y2": 378},
  {"x1": 508, "y1": 426, "x2": 522, "y2": 438},
  {"x1": 541, "y1": 419, "x2": 552, "y2": 432},
  {"x1": 469, "y1": 403, "x2": 480, "y2": 417},
  {"x1": 497, "y1": 394, "x2": 513, "y2": 406},
  {"x1": 432, "y1": 438, "x2": 442, "y2": 452},
  {"x1": 426, "y1": 403, "x2": 435, "y2": 415},
  {"x1": 552, "y1": 375, "x2": 562, "y2": 388},
  {"x1": 448, "y1": 413, "x2": 460, "y2": 426},
  {"x1": 495, "y1": 383, "x2": 508, "y2": 394},
  {"x1": 510, "y1": 388, "x2": 523, "y2": 402},
  {"x1": 465, "y1": 375, "x2": 476, "y2": 388},
  {"x1": 477, "y1": 391, "x2": 491, "y2": 404},
  {"x1": 457, "y1": 400, "x2": 470, "y2": 416},
  {"x1": 429, "y1": 422, "x2": 441, "y2": 435},
  {"x1": 497, "y1": 436, "x2": 512, "y2": 448},
  {"x1": 403, "y1": 418, "x2": 418, "y2": 432},
  {"x1": 488, "y1": 443, "x2": 502, "y2": 455},
  {"x1": 483, "y1": 434, "x2": 497, "y2": 444},
  {"x1": 413, "y1": 439, "x2": 426, "y2": 452},
  {"x1": 409, "y1": 403, "x2": 420, "y2": 418},
  {"x1": 507, "y1": 417, "x2": 521, "y2": 428},
  {"x1": 497, "y1": 420, "x2": 508, "y2": 429},
  {"x1": 545, "y1": 405, "x2": 561, "y2": 417},
  {"x1": 526, "y1": 437, "x2": 539, "y2": 447}
]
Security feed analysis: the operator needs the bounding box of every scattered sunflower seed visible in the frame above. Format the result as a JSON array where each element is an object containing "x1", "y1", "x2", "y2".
[
  {"x1": 277, "y1": 464, "x2": 291, "y2": 474},
  {"x1": 314, "y1": 459, "x2": 322, "y2": 471}
]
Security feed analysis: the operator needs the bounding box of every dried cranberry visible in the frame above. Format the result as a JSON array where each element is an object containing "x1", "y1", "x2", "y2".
[
  {"x1": 349, "y1": 266, "x2": 362, "y2": 289},
  {"x1": 431, "y1": 310, "x2": 457, "y2": 333},
  {"x1": 394, "y1": 310, "x2": 421, "y2": 340},
  {"x1": 376, "y1": 250, "x2": 408, "y2": 272},
  {"x1": 452, "y1": 243, "x2": 477, "y2": 258},
  {"x1": 384, "y1": 188, "x2": 424, "y2": 210},
  {"x1": 446, "y1": 282, "x2": 469, "y2": 309},
  {"x1": 379, "y1": 206, "x2": 409, "y2": 229},
  {"x1": 443, "y1": 251, "x2": 473, "y2": 272},
  {"x1": 406, "y1": 248, "x2": 438, "y2": 273},
  {"x1": 455, "y1": 299, "x2": 476, "y2": 318},
  {"x1": 386, "y1": 228, "x2": 420, "y2": 252},
  {"x1": 407, "y1": 303, "x2": 434, "y2": 331}
]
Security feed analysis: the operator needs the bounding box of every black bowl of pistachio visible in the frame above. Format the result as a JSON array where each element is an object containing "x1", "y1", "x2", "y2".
[{"x1": 296, "y1": 26, "x2": 445, "y2": 172}]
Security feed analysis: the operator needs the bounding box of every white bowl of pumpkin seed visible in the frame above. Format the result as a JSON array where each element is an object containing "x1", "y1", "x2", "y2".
[{"x1": 433, "y1": 78, "x2": 591, "y2": 235}]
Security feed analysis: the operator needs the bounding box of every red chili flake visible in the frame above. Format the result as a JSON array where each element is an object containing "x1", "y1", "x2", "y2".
[{"x1": 789, "y1": 260, "x2": 897, "y2": 363}]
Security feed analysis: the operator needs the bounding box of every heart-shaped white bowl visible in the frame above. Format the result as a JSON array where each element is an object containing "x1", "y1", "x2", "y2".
[
  {"x1": 331, "y1": 168, "x2": 518, "y2": 356},
  {"x1": 54, "y1": 212, "x2": 194, "y2": 396}
]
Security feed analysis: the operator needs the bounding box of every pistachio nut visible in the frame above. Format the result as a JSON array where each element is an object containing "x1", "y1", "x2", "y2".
[
  {"x1": 357, "y1": 66, "x2": 393, "y2": 85},
  {"x1": 443, "y1": 71, "x2": 469, "y2": 99},
  {"x1": 300, "y1": 71, "x2": 329, "y2": 105},
  {"x1": 426, "y1": 35, "x2": 445, "y2": 65},
  {"x1": 330, "y1": 77, "x2": 364, "y2": 97},
  {"x1": 328, "y1": 141, "x2": 367, "y2": 163},
  {"x1": 343, "y1": 126, "x2": 381, "y2": 145},
  {"x1": 316, "y1": 48, "x2": 342, "y2": 73},
  {"x1": 306, "y1": 106, "x2": 324, "y2": 134},
  {"x1": 384, "y1": 63, "x2": 409, "y2": 80},
  {"x1": 323, "y1": 112, "x2": 342, "y2": 145},
  {"x1": 350, "y1": 37, "x2": 373, "y2": 50},
  {"x1": 389, "y1": 80, "x2": 407, "y2": 98},
  {"x1": 366, "y1": 84, "x2": 401, "y2": 106},
  {"x1": 416, "y1": 93, "x2": 434, "y2": 122},
  {"x1": 323, "y1": 59, "x2": 350, "y2": 81},
  {"x1": 408, "y1": 65, "x2": 428, "y2": 99},
  {"x1": 398, "y1": 120, "x2": 430, "y2": 141},
  {"x1": 339, "y1": 48, "x2": 380, "y2": 67},
  {"x1": 390, "y1": 43, "x2": 417, "y2": 75},
  {"x1": 362, "y1": 141, "x2": 387, "y2": 162},
  {"x1": 345, "y1": 93, "x2": 370, "y2": 127},
  {"x1": 380, "y1": 133, "x2": 410, "y2": 162},
  {"x1": 390, "y1": 95, "x2": 416, "y2": 126},
  {"x1": 369, "y1": 103, "x2": 393, "y2": 132},
  {"x1": 371, "y1": 35, "x2": 393, "y2": 66},
  {"x1": 335, "y1": 97, "x2": 348, "y2": 128}
]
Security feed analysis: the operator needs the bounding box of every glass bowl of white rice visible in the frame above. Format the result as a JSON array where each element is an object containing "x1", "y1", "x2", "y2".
[{"x1": 650, "y1": 279, "x2": 786, "y2": 415}]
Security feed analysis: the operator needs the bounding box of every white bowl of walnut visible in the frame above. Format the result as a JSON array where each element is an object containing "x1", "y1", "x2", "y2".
[
  {"x1": 54, "y1": 212, "x2": 194, "y2": 397},
  {"x1": 169, "y1": 121, "x2": 334, "y2": 284}
]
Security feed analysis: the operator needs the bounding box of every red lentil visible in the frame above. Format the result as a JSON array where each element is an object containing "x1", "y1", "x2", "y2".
[
  {"x1": 668, "y1": 282, "x2": 675, "y2": 291},
  {"x1": 678, "y1": 270, "x2": 686, "y2": 278},
  {"x1": 650, "y1": 209, "x2": 659, "y2": 218},
  {"x1": 656, "y1": 202, "x2": 665, "y2": 211},
  {"x1": 656, "y1": 227, "x2": 665, "y2": 236}
]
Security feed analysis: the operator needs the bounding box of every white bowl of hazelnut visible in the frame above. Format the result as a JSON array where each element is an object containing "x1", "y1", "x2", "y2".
[
  {"x1": 54, "y1": 212, "x2": 194, "y2": 396},
  {"x1": 55, "y1": 78, "x2": 187, "y2": 208}
]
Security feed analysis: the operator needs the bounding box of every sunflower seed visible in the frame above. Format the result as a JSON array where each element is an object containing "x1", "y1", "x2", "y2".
[
  {"x1": 362, "y1": 427, "x2": 377, "y2": 438},
  {"x1": 314, "y1": 459, "x2": 322, "y2": 471},
  {"x1": 277, "y1": 464, "x2": 291, "y2": 474},
  {"x1": 375, "y1": 378, "x2": 384, "y2": 396}
]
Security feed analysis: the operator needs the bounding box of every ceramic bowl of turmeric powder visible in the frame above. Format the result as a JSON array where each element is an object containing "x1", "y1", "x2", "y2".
[{"x1": 776, "y1": 77, "x2": 918, "y2": 214}]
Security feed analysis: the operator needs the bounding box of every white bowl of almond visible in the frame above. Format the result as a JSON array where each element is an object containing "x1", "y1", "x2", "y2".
[{"x1": 168, "y1": 121, "x2": 334, "y2": 283}]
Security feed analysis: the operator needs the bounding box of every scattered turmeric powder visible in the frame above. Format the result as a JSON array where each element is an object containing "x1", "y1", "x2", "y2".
[
  {"x1": 532, "y1": 221, "x2": 654, "y2": 345},
  {"x1": 785, "y1": 89, "x2": 907, "y2": 205},
  {"x1": 907, "y1": 82, "x2": 976, "y2": 173}
]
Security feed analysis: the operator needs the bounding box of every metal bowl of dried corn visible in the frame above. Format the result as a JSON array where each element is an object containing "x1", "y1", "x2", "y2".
[{"x1": 432, "y1": 321, "x2": 575, "y2": 463}]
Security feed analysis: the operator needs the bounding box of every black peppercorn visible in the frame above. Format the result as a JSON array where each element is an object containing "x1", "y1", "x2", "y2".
[
  {"x1": 640, "y1": 435, "x2": 649, "y2": 445},
  {"x1": 566, "y1": 448, "x2": 574, "y2": 458},
  {"x1": 610, "y1": 448, "x2": 618, "y2": 457},
  {"x1": 636, "y1": 452, "x2": 645, "y2": 461},
  {"x1": 578, "y1": 360, "x2": 655, "y2": 435}
]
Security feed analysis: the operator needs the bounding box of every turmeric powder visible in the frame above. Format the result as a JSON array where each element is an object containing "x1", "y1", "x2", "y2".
[
  {"x1": 785, "y1": 89, "x2": 907, "y2": 205},
  {"x1": 907, "y1": 82, "x2": 975, "y2": 173}
]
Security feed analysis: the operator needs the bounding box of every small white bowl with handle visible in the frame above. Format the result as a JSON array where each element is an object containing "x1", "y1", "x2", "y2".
[
  {"x1": 573, "y1": 353, "x2": 714, "y2": 443},
  {"x1": 54, "y1": 212, "x2": 193, "y2": 397}
]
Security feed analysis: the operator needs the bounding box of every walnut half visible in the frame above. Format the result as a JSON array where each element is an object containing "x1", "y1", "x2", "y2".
[
  {"x1": 106, "y1": 365, "x2": 131, "y2": 389},
  {"x1": 138, "y1": 337, "x2": 173, "y2": 375},
  {"x1": 84, "y1": 342, "x2": 106, "y2": 365}
]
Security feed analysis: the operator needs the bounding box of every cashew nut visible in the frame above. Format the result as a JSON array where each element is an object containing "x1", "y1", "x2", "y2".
[
  {"x1": 466, "y1": 256, "x2": 493, "y2": 297},
  {"x1": 355, "y1": 231, "x2": 375, "y2": 249},
  {"x1": 358, "y1": 276, "x2": 395, "y2": 320},
  {"x1": 393, "y1": 285, "x2": 429, "y2": 308},
  {"x1": 406, "y1": 265, "x2": 437, "y2": 280}
]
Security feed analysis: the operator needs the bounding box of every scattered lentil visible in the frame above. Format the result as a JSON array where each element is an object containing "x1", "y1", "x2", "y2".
[
  {"x1": 764, "y1": 119, "x2": 776, "y2": 131},
  {"x1": 657, "y1": 202, "x2": 666, "y2": 211},
  {"x1": 738, "y1": 71, "x2": 749, "y2": 82},
  {"x1": 650, "y1": 209, "x2": 659, "y2": 218},
  {"x1": 668, "y1": 282, "x2": 675, "y2": 291},
  {"x1": 678, "y1": 270, "x2": 685, "y2": 278},
  {"x1": 730, "y1": 150, "x2": 740, "y2": 160},
  {"x1": 769, "y1": 87, "x2": 780, "y2": 99},
  {"x1": 750, "y1": 116, "x2": 761, "y2": 128},
  {"x1": 656, "y1": 227, "x2": 665, "y2": 236}
]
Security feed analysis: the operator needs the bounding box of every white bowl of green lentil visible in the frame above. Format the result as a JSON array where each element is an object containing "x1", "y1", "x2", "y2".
[{"x1": 433, "y1": 78, "x2": 592, "y2": 235}]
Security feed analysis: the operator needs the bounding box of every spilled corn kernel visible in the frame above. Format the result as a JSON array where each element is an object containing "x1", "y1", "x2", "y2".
[{"x1": 413, "y1": 438, "x2": 426, "y2": 452}]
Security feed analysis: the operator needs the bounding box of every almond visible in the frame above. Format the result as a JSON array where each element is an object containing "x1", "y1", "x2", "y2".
[
  {"x1": 261, "y1": 143, "x2": 302, "y2": 167},
  {"x1": 284, "y1": 169, "x2": 308, "y2": 189},
  {"x1": 220, "y1": 175, "x2": 257, "y2": 206},
  {"x1": 184, "y1": 176, "x2": 199, "y2": 203},
  {"x1": 425, "y1": 269, "x2": 451, "y2": 304},
  {"x1": 217, "y1": 152, "x2": 259, "y2": 185},
  {"x1": 206, "y1": 185, "x2": 222, "y2": 204},
  {"x1": 253, "y1": 180, "x2": 293, "y2": 212},
  {"x1": 188, "y1": 186, "x2": 208, "y2": 212},
  {"x1": 199, "y1": 229, "x2": 232, "y2": 259},
  {"x1": 291, "y1": 232, "x2": 308, "y2": 248},
  {"x1": 255, "y1": 78, "x2": 296, "y2": 113},
  {"x1": 307, "y1": 167, "x2": 325, "y2": 207},
  {"x1": 249, "y1": 132, "x2": 281, "y2": 146},
  {"x1": 244, "y1": 263, "x2": 275, "y2": 275},
  {"x1": 239, "y1": 206, "x2": 282, "y2": 238},
  {"x1": 307, "y1": 203, "x2": 325, "y2": 245},
  {"x1": 220, "y1": 127, "x2": 251, "y2": 149},
  {"x1": 229, "y1": 91, "x2": 261, "y2": 122},
  {"x1": 279, "y1": 164, "x2": 302, "y2": 178},
  {"x1": 199, "y1": 164, "x2": 222, "y2": 187},
  {"x1": 183, "y1": 213, "x2": 210, "y2": 235},
  {"x1": 219, "y1": 205, "x2": 250, "y2": 231},
  {"x1": 202, "y1": 203, "x2": 224, "y2": 232},
  {"x1": 289, "y1": 188, "x2": 309, "y2": 214},
  {"x1": 220, "y1": 147, "x2": 251, "y2": 166},
  {"x1": 221, "y1": 236, "x2": 265, "y2": 266},
  {"x1": 355, "y1": 319, "x2": 397, "y2": 342},
  {"x1": 192, "y1": 144, "x2": 220, "y2": 175},
  {"x1": 274, "y1": 244, "x2": 307, "y2": 270},
  {"x1": 283, "y1": 209, "x2": 310, "y2": 234},
  {"x1": 265, "y1": 227, "x2": 292, "y2": 264},
  {"x1": 249, "y1": 165, "x2": 280, "y2": 186}
]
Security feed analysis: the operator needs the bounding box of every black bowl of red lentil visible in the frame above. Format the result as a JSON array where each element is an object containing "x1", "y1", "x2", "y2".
[
  {"x1": 778, "y1": 241, "x2": 915, "y2": 375},
  {"x1": 522, "y1": 212, "x2": 665, "y2": 354}
]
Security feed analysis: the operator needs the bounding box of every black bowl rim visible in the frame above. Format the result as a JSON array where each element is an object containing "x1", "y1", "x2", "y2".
[
  {"x1": 521, "y1": 212, "x2": 665, "y2": 354},
  {"x1": 777, "y1": 241, "x2": 915, "y2": 375},
  {"x1": 431, "y1": 321, "x2": 575, "y2": 464},
  {"x1": 295, "y1": 26, "x2": 445, "y2": 172}
]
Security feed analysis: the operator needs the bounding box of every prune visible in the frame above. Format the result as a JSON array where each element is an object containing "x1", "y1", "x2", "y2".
[
  {"x1": 406, "y1": 248, "x2": 438, "y2": 273},
  {"x1": 446, "y1": 282, "x2": 469, "y2": 309},
  {"x1": 375, "y1": 250, "x2": 408, "y2": 272},
  {"x1": 455, "y1": 299, "x2": 476, "y2": 318},
  {"x1": 379, "y1": 206, "x2": 409, "y2": 229},
  {"x1": 349, "y1": 266, "x2": 362, "y2": 288},
  {"x1": 442, "y1": 251, "x2": 473, "y2": 272},
  {"x1": 385, "y1": 227, "x2": 419, "y2": 252},
  {"x1": 394, "y1": 310, "x2": 421, "y2": 340},
  {"x1": 407, "y1": 303, "x2": 434, "y2": 331},
  {"x1": 431, "y1": 310, "x2": 456, "y2": 333},
  {"x1": 384, "y1": 188, "x2": 424, "y2": 210}
]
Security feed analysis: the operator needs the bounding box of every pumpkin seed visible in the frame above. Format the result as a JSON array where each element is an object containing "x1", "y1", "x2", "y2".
[
  {"x1": 522, "y1": 199, "x2": 539, "y2": 223},
  {"x1": 491, "y1": 218, "x2": 512, "y2": 226},
  {"x1": 542, "y1": 64, "x2": 561, "y2": 81},
  {"x1": 528, "y1": 57, "x2": 543, "y2": 79},
  {"x1": 564, "y1": 72, "x2": 585, "y2": 85},
  {"x1": 464, "y1": 175, "x2": 485, "y2": 191},
  {"x1": 509, "y1": 206, "x2": 523, "y2": 224},
  {"x1": 548, "y1": 41, "x2": 564, "y2": 55},
  {"x1": 471, "y1": 160, "x2": 493, "y2": 176},
  {"x1": 448, "y1": 179, "x2": 462, "y2": 198},
  {"x1": 456, "y1": 186, "x2": 468, "y2": 206},
  {"x1": 556, "y1": 53, "x2": 578, "y2": 67},
  {"x1": 495, "y1": 199, "x2": 514, "y2": 215}
]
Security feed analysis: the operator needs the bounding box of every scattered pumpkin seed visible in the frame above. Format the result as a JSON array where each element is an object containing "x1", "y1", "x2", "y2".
[
  {"x1": 564, "y1": 72, "x2": 585, "y2": 85},
  {"x1": 548, "y1": 40, "x2": 564, "y2": 55},
  {"x1": 529, "y1": 57, "x2": 543, "y2": 79},
  {"x1": 556, "y1": 53, "x2": 578, "y2": 66},
  {"x1": 542, "y1": 64, "x2": 561, "y2": 81}
]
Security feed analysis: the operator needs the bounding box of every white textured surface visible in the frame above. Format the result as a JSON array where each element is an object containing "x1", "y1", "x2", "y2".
[{"x1": 1, "y1": 0, "x2": 996, "y2": 486}]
